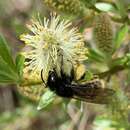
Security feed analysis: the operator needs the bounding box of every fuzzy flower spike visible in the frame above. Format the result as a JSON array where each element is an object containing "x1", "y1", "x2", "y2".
[{"x1": 20, "y1": 14, "x2": 87, "y2": 82}]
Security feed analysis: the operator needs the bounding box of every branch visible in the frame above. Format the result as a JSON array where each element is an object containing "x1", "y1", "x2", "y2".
[{"x1": 97, "y1": 65, "x2": 125, "y2": 78}]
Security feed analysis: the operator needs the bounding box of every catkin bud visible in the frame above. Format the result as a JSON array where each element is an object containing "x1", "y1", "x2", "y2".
[
  {"x1": 43, "y1": 0, "x2": 84, "y2": 15},
  {"x1": 93, "y1": 14, "x2": 114, "y2": 55}
]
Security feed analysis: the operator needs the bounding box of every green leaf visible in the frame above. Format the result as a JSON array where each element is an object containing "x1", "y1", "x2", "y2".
[
  {"x1": 115, "y1": 0, "x2": 127, "y2": 18},
  {"x1": 0, "y1": 34, "x2": 16, "y2": 71},
  {"x1": 83, "y1": 70, "x2": 93, "y2": 80},
  {"x1": 79, "y1": 70, "x2": 93, "y2": 82},
  {"x1": 88, "y1": 48, "x2": 105, "y2": 62},
  {"x1": 15, "y1": 54, "x2": 25, "y2": 79},
  {"x1": 0, "y1": 56, "x2": 19, "y2": 84},
  {"x1": 95, "y1": 2, "x2": 116, "y2": 12},
  {"x1": 37, "y1": 90, "x2": 56, "y2": 110},
  {"x1": 111, "y1": 56, "x2": 127, "y2": 68},
  {"x1": 0, "y1": 34, "x2": 19, "y2": 84},
  {"x1": 114, "y1": 24, "x2": 128, "y2": 50}
]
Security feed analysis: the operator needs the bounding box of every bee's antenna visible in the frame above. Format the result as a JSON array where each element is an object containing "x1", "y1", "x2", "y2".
[{"x1": 41, "y1": 69, "x2": 47, "y2": 87}]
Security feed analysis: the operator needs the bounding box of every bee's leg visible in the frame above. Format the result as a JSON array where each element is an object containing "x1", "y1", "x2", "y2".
[
  {"x1": 92, "y1": 75, "x2": 99, "y2": 80},
  {"x1": 41, "y1": 69, "x2": 47, "y2": 87},
  {"x1": 60, "y1": 53, "x2": 74, "y2": 83},
  {"x1": 70, "y1": 66, "x2": 74, "y2": 81}
]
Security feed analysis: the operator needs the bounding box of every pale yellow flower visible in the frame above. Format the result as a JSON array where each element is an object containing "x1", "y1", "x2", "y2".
[{"x1": 20, "y1": 14, "x2": 87, "y2": 82}]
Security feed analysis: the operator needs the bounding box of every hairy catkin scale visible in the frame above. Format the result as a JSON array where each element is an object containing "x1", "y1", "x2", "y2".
[
  {"x1": 43, "y1": 0, "x2": 84, "y2": 15},
  {"x1": 93, "y1": 14, "x2": 114, "y2": 55}
]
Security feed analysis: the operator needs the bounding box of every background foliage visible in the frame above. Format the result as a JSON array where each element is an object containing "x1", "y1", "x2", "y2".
[{"x1": 0, "y1": 0, "x2": 130, "y2": 130}]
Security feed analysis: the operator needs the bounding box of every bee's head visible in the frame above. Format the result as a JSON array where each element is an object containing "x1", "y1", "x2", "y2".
[
  {"x1": 48, "y1": 71, "x2": 57, "y2": 83},
  {"x1": 47, "y1": 70, "x2": 61, "y2": 91}
]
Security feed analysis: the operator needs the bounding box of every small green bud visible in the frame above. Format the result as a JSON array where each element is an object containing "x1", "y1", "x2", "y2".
[
  {"x1": 81, "y1": 0, "x2": 97, "y2": 8},
  {"x1": 93, "y1": 13, "x2": 114, "y2": 55}
]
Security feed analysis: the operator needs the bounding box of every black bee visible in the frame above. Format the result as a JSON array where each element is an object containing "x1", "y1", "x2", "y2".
[{"x1": 41, "y1": 69, "x2": 114, "y2": 104}]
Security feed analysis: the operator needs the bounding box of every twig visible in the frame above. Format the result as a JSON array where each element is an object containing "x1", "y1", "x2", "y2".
[{"x1": 97, "y1": 65, "x2": 125, "y2": 78}]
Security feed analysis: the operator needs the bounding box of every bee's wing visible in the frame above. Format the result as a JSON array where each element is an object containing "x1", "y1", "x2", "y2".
[
  {"x1": 72, "y1": 86, "x2": 114, "y2": 104},
  {"x1": 66, "y1": 80, "x2": 115, "y2": 104}
]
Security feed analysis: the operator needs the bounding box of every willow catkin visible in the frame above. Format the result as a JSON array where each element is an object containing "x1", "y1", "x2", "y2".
[
  {"x1": 18, "y1": 85, "x2": 44, "y2": 101},
  {"x1": 93, "y1": 14, "x2": 114, "y2": 55},
  {"x1": 18, "y1": 67, "x2": 44, "y2": 101},
  {"x1": 43, "y1": 0, "x2": 84, "y2": 15}
]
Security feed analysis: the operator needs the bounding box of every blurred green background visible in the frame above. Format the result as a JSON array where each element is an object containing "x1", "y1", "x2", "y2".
[
  {"x1": 0, "y1": 1, "x2": 70, "y2": 130},
  {"x1": 0, "y1": 0, "x2": 130, "y2": 130}
]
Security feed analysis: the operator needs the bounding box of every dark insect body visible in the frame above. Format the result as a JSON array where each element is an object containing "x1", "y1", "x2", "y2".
[{"x1": 41, "y1": 69, "x2": 114, "y2": 104}]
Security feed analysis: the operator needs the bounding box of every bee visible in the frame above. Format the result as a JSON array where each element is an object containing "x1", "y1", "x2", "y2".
[{"x1": 41, "y1": 68, "x2": 115, "y2": 104}]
